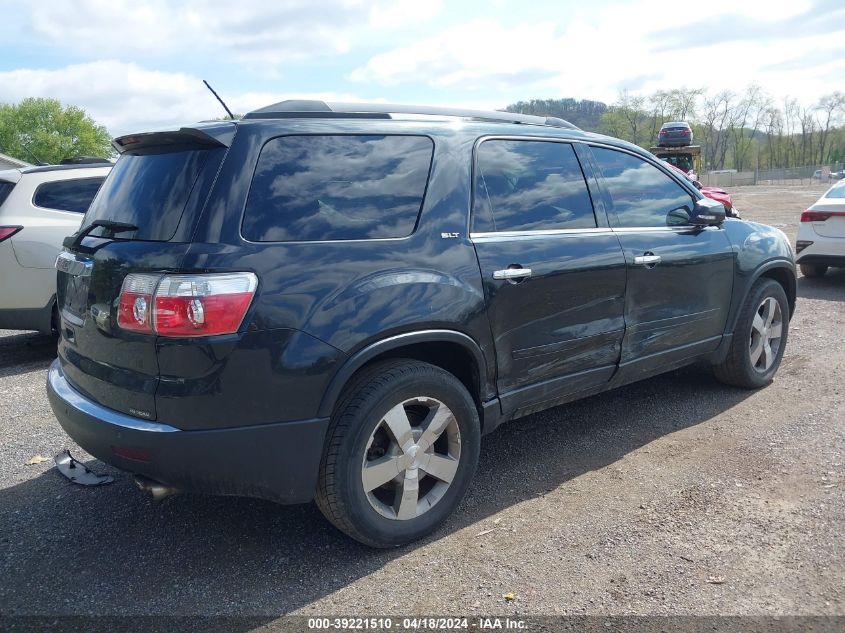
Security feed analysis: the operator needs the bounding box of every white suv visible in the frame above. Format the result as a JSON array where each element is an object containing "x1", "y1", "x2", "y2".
[
  {"x1": 0, "y1": 162, "x2": 111, "y2": 333},
  {"x1": 796, "y1": 179, "x2": 845, "y2": 277}
]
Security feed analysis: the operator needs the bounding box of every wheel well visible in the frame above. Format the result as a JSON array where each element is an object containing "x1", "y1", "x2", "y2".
[
  {"x1": 352, "y1": 342, "x2": 482, "y2": 411},
  {"x1": 759, "y1": 266, "x2": 796, "y2": 318}
]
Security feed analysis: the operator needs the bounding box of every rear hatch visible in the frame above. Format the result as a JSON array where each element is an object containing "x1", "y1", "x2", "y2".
[{"x1": 55, "y1": 124, "x2": 233, "y2": 420}]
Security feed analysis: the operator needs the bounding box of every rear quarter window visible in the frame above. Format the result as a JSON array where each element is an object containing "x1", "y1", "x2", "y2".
[
  {"x1": 0, "y1": 181, "x2": 14, "y2": 207},
  {"x1": 33, "y1": 177, "x2": 105, "y2": 213},
  {"x1": 242, "y1": 135, "x2": 434, "y2": 242}
]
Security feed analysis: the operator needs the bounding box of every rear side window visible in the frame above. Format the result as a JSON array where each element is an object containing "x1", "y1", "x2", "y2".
[
  {"x1": 473, "y1": 140, "x2": 596, "y2": 232},
  {"x1": 33, "y1": 178, "x2": 104, "y2": 213},
  {"x1": 591, "y1": 147, "x2": 694, "y2": 227},
  {"x1": 83, "y1": 147, "x2": 213, "y2": 241},
  {"x1": 0, "y1": 182, "x2": 14, "y2": 207},
  {"x1": 242, "y1": 135, "x2": 433, "y2": 242}
]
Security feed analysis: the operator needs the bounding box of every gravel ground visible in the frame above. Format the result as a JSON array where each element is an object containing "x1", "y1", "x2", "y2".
[{"x1": 0, "y1": 183, "x2": 843, "y2": 618}]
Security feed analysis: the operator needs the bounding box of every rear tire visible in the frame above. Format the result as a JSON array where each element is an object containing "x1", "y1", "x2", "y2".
[
  {"x1": 713, "y1": 278, "x2": 789, "y2": 389},
  {"x1": 799, "y1": 263, "x2": 827, "y2": 278},
  {"x1": 315, "y1": 359, "x2": 480, "y2": 548}
]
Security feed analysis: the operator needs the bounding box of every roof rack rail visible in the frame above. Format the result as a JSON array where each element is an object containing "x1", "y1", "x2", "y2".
[{"x1": 242, "y1": 100, "x2": 579, "y2": 130}]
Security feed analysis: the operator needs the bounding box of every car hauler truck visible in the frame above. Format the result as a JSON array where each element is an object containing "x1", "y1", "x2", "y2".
[{"x1": 650, "y1": 145, "x2": 701, "y2": 177}]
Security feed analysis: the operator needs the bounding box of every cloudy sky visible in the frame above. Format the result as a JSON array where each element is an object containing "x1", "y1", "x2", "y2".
[{"x1": 1, "y1": 0, "x2": 843, "y2": 136}]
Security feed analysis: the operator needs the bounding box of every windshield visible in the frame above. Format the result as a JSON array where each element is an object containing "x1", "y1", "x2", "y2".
[{"x1": 82, "y1": 146, "x2": 212, "y2": 241}]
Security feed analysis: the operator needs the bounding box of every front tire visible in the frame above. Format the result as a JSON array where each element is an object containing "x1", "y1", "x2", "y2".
[
  {"x1": 316, "y1": 360, "x2": 480, "y2": 548},
  {"x1": 799, "y1": 263, "x2": 827, "y2": 278},
  {"x1": 713, "y1": 278, "x2": 789, "y2": 389}
]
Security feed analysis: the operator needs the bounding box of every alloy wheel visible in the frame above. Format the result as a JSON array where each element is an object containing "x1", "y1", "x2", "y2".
[
  {"x1": 361, "y1": 397, "x2": 461, "y2": 520},
  {"x1": 749, "y1": 296, "x2": 783, "y2": 372}
]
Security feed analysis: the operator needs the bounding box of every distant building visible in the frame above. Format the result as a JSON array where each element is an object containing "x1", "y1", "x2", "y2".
[{"x1": 0, "y1": 152, "x2": 30, "y2": 171}]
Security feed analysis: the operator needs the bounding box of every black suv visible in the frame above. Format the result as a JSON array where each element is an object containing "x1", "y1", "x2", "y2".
[{"x1": 48, "y1": 101, "x2": 796, "y2": 547}]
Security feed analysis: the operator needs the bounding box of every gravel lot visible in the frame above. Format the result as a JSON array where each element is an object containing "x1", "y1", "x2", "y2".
[{"x1": 1, "y1": 183, "x2": 843, "y2": 619}]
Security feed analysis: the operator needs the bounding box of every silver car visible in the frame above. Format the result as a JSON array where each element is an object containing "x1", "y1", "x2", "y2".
[{"x1": 0, "y1": 163, "x2": 111, "y2": 333}]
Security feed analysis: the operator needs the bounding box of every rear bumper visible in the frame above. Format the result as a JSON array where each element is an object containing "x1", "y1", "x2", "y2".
[
  {"x1": 796, "y1": 231, "x2": 845, "y2": 267},
  {"x1": 47, "y1": 360, "x2": 329, "y2": 504}
]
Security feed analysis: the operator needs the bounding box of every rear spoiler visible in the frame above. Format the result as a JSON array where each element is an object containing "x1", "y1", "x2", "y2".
[
  {"x1": 0, "y1": 169, "x2": 22, "y2": 184},
  {"x1": 112, "y1": 122, "x2": 237, "y2": 154}
]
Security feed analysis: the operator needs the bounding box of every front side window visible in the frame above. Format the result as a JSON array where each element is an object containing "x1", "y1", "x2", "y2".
[
  {"x1": 473, "y1": 140, "x2": 596, "y2": 232},
  {"x1": 33, "y1": 177, "x2": 105, "y2": 213},
  {"x1": 242, "y1": 135, "x2": 434, "y2": 242},
  {"x1": 591, "y1": 147, "x2": 694, "y2": 227}
]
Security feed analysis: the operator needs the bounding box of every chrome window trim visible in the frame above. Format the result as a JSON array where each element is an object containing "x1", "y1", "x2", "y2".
[
  {"x1": 470, "y1": 227, "x2": 613, "y2": 239},
  {"x1": 611, "y1": 226, "x2": 692, "y2": 233},
  {"x1": 469, "y1": 225, "x2": 697, "y2": 239}
]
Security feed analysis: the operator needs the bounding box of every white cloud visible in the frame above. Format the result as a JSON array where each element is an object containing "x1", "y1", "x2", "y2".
[
  {"x1": 24, "y1": 0, "x2": 441, "y2": 67},
  {"x1": 350, "y1": 0, "x2": 842, "y2": 106},
  {"x1": 368, "y1": 0, "x2": 443, "y2": 28},
  {"x1": 0, "y1": 61, "x2": 370, "y2": 135}
]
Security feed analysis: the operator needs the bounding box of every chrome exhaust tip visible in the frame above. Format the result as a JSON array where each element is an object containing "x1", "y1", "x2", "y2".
[{"x1": 134, "y1": 475, "x2": 180, "y2": 501}]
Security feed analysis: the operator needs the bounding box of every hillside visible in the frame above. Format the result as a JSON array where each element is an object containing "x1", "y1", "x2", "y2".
[{"x1": 504, "y1": 98, "x2": 607, "y2": 131}]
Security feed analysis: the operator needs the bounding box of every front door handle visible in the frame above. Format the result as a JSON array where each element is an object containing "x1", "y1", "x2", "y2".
[
  {"x1": 493, "y1": 267, "x2": 532, "y2": 281},
  {"x1": 633, "y1": 253, "x2": 661, "y2": 268}
]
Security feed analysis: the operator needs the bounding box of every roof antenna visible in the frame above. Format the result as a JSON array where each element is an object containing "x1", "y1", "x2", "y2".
[
  {"x1": 203, "y1": 80, "x2": 235, "y2": 120},
  {"x1": 20, "y1": 140, "x2": 47, "y2": 166}
]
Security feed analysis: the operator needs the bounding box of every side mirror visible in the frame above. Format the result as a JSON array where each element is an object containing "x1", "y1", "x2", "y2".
[
  {"x1": 689, "y1": 197, "x2": 726, "y2": 226},
  {"x1": 692, "y1": 180, "x2": 703, "y2": 190}
]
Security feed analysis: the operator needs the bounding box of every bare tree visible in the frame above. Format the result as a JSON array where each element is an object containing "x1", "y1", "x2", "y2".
[
  {"x1": 782, "y1": 97, "x2": 799, "y2": 168},
  {"x1": 764, "y1": 106, "x2": 783, "y2": 169},
  {"x1": 668, "y1": 87, "x2": 704, "y2": 121},
  {"x1": 816, "y1": 92, "x2": 845, "y2": 164},
  {"x1": 615, "y1": 90, "x2": 647, "y2": 146},
  {"x1": 699, "y1": 90, "x2": 733, "y2": 170},
  {"x1": 646, "y1": 90, "x2": 673, "y2": 144},
  {"x1": 730, "y1": 84, "x2": 770, "y2": 171},
  {"x1": 799, "y1": 106, "x2": 816, "y2": 166}
]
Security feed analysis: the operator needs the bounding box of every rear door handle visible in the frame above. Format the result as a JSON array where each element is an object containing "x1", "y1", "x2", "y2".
[
  {"x1": 633, "y1": 254, "x2": 661, "y2": 267},
  {"x1": 493, "y1": 268, "x2": 532, "y2": 280}
]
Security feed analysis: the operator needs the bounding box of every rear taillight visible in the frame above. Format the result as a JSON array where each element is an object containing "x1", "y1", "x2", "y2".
[
  {"x1": 800, "y1": 210, "x2": 845, "y2": 222},
  {"x1": 154, "y1": 273, "x2": 258, "y2": 336},
  {"x1": 117, "y1": 274, "x2": 157, "y2": 333},
  {"x1": 0, "y1": 226, "x2": 22, "y2": 242},
  {"x1": 117, "y1": 272, "x2": 257, "y2": 337}
]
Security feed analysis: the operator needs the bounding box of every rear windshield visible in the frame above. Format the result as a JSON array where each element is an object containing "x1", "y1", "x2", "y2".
[
  {"x1": 242, "y1": 135, "x2": 434, "y2": 242},
  {"x1": 82, "y1": 146, "x2": 212, "y2": 241},
  {"x1": 0, "y1": 181, "x2": 14, "y2": 207},
  {"x1": 826, "y1": 180, "x2": 845, "y2": 199}
]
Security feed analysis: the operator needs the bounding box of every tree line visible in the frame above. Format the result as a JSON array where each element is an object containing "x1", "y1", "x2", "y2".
[
  {"x1": 507, "y1": 87, "x2": 845, "y2": 172},
  {"x1": 0, "y1": 98, "x2": 112, "y2": 165},
  {"x1": 2, "y1": 92, "x2": 842, "y2": 171}
]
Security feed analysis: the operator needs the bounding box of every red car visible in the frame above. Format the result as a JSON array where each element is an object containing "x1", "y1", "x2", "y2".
[{"x1": 664, "y1": 162, "x2": 740, "y2": 218}]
